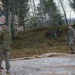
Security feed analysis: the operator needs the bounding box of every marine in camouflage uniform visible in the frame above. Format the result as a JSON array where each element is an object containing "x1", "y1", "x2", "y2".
[
  {"x1": 67, "y1": 25, "x2": 75, "y2": 53},
  {"x1": 0, "y1": 25, "x2": 12, "y2": 72}
]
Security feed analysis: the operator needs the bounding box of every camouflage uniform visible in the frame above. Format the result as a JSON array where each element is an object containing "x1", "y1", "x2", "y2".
[
  {"x1": 67, "y1": 27, "x2": 75, "y2": 52},
  {"x1": 0, "y1": 25, "x2": 12, "y2": 70}
]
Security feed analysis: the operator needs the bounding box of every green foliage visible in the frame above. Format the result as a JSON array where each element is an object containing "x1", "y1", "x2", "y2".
[
  {"x1": 29, "y1": 17, "x2": 38, "y2": 29},
  {"x1": 18, "y1": 0, "x2": 29, "y2": 20},
  {"x1": 69, "y1": 0, "x2": 75, "y2": 11},
  {"x1": 2, "y1": 0, "x2": 29, "y2": 23},
  {"x1": 11, "y1": 26, "x2": 68, "y2": 58},
  {"x1": 43, "y1": 0, "x2": 57, "y2": 13},
  {"x1": 43, "y1": 0, "x2": 62, "y2": 25}
]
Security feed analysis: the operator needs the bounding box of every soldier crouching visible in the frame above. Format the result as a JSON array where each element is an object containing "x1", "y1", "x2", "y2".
[{"x1": 0, "y1": 25, "x2": 12, "y2": 73}]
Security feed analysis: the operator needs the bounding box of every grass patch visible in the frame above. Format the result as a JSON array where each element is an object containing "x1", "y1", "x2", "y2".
[{"x1": 11, "y1": 26, "x2": 70, "y2": 58}]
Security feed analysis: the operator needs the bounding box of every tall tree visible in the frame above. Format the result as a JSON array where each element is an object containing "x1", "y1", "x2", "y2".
[
  {"x1": 18, "y1": 0, "x2": 29, "y2": 30},
  {"x1": 37, "y1": 0, "x2": 62, "y2": 26},
  {"x1": 1, "y1": 0, "x2": 29, "y2": 36},
  {"x1": 58, "y1": 0, "x2": 68, "y2": 26},
  {"x1": 10, "y1": 0, "x2": 15, "y2": 37},
  {"x1": 37, "y1": 0, "x2": 45, "y2": 27},
  {"x1": 32, "y1": 0, "x2": 37, "y2": 17},
  {"x1": 5, "y1": 0, "x2": 11, "y2": 30}
]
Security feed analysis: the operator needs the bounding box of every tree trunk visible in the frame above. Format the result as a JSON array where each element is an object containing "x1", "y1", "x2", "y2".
[
  {"x1": 23, "y1": 19, "x2": 25, "y2": 30},
  {"x1": 11, "y1": 0, "x2": 15, "y2": 37},
  {"x1": 6, "y1": 0, "x2": 11, "y2": 31},
  {"x1": 15, "y1": 0, "x2": 18, "y2": 36},
  {"x1": 59, "y1": 1, "x2": 68, "y2": 26},
  {"x1": 33, "y1": 0, "x2": 37, "y2": 17},
  {"x1": 30, "y1": 0, "x2": 35, "y2": 16}
]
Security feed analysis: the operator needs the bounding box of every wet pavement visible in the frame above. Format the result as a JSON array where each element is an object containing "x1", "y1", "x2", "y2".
[{"x1": 1, "y1": 53, "x2": 75, "y2": 75}]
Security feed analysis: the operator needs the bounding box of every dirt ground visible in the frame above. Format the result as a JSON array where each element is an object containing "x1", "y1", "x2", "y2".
[{"x1": 1, "y1": 53, "x2": 75, "y2": 75}]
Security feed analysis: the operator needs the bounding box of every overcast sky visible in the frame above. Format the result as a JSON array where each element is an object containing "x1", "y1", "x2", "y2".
[{"x1": 34, "y1": 0, "x2": 75, "y2": 18}]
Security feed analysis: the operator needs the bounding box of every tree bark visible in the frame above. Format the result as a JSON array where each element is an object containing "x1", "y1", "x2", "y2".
[
  {"x1": 11, "y1": 0, "x2": 15, "y2": 37},
  {"x1": 59, "y1": 1, "x2": 68, "y2": 26},
  {"x1": 6, "y1": 0, "x2": 11, "y2": 30}
]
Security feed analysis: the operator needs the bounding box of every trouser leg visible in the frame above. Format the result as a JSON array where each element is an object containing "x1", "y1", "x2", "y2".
[
  {"x1": 4, "y1": 50, "x2": 10, "y2": 70},
  {"x1": 0, "y1": 50, "x2": 3, "y2": 69},
  {"x1": 69, "y1": 41, "x2": 74, "y2": 52}
]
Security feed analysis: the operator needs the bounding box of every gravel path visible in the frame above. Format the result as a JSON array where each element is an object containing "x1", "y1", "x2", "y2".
[{"x1": 1, "y1": 53, "x2": 75, "y2": 75}]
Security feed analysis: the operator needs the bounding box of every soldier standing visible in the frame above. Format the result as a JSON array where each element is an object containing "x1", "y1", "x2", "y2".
[
  {"x1": 0, "y1": 25, "x2": 12, "y2": 73},
  {"x1": 66, "y1": 25, "x2": 75, "y2": 54}
]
